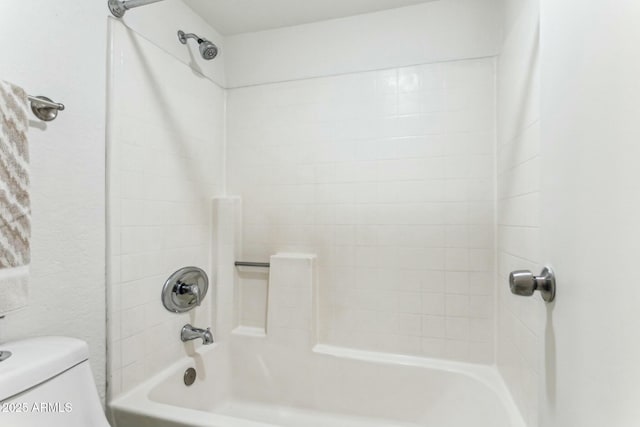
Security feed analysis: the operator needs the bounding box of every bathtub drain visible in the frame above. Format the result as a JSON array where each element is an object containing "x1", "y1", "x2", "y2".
[{"x1": 184, "y1": 367, "x2": 197, "y2": 386}]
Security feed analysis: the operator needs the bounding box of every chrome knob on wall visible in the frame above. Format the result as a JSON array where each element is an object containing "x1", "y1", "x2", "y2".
[{"x1": 509, "y1": 266, "x2": 556, "y2": 303}]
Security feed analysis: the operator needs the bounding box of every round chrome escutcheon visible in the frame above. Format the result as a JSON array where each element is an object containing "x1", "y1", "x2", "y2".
[{"x1": 161, "y1": 266, "x2": 209, "y2": 313}]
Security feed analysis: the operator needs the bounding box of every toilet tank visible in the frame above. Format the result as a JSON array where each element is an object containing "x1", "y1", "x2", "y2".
[{"x1": 0, "y1": 336, "x2": 109, "y2": 427}]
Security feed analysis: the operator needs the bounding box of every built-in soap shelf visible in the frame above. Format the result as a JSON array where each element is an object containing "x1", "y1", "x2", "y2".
[{"x1": 233, "y1": 253, "x2": 317, "y2": 345}]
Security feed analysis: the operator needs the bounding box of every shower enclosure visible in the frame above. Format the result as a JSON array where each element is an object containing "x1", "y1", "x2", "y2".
[{"x1": 105, "y1": 0, "x2": 640, "y2": 426}]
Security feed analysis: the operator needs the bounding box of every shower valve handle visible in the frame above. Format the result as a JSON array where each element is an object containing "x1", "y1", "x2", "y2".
[{"x1": 509, "y1": 267, "x2": 556, "y2": 303}]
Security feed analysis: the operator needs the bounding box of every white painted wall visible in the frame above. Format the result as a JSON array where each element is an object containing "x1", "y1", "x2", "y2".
[
  {"x1": 0, "y1": 1, "x2": 107, "y2": 401},
  {"x1": 224, "y1": 0, "x2": 503, "y2": 87},
  {"x1": 227, "y1": 58, "x2": 497, "y2": 363},
  {"x1": 540, "y1": 1, "x2": 640, "y2": 426},
  {"x1": 106, "y1": 15, "x2": 226, "y2": 398},
  {"x1": 495, "y1": 0, "x2": 541, "y2": 425}
]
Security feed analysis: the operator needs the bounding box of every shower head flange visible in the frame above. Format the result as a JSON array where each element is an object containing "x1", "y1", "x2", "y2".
[
  {"x1": 108, "y1": 0, "x2": 126, "y2": 17},
  {"x1": 177, "y1": 30, "x2": 189, "y2": 45}
]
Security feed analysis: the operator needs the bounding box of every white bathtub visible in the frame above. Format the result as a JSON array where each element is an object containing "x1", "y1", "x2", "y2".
[{"x1": 110, "y1": 337, "x2": 525, "y2": 427}]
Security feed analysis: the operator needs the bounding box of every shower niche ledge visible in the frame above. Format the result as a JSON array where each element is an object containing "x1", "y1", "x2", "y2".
[
  {"x1": 232, "y1": 326, "x2": 267, "y2": 338},
  {"x1": 233, "y1": 253, "x2": 317, "y2": 347}
]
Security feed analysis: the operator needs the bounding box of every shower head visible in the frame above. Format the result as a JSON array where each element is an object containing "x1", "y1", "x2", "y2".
[
  {"x1": 199, "y1": 40, "x2": 219, "y2": 61},
  {"x1": 178, "y1": 30, "x2": 219, "y2": 61}
]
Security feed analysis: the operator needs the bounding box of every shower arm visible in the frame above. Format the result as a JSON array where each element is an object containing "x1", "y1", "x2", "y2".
[
  {"x1": 178, "y1": 31, "x2": 204, "y2": 45},
  {"x1": 108, "y1": 0, "x2": 166, "y2": 18}
]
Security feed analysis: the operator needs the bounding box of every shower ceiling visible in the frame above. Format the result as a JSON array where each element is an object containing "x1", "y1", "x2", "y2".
[{"x1": 184, "y1": 0, "x2": 439, "y2": 35}]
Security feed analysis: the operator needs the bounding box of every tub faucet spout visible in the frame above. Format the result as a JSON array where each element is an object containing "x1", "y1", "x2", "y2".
[{"x1": 181, "y1": 324, "x2": 214, "y2": 345}]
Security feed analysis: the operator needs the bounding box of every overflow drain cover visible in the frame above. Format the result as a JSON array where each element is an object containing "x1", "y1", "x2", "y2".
[{"x1": 184, "y1": 367, "x2": 197, "y2": 386}]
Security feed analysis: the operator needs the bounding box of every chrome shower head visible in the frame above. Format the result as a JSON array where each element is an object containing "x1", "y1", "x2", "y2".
[
  {"x1": 178, "y1": 30, "x2": 219, "y2": 61},
  {"x1": 199, "y1": 40, "x2": 218, "y2": 60}
]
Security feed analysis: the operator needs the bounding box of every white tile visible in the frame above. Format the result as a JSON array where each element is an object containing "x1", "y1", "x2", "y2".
[
  {"x1": 396, "y1": 292, "x2": 422, "y2": 314},
  {"x1": 444, "y1": 339, "x2": 469, "y2": 360},
  {"x1": 421, "y1": 338, "x2": 445, "y2": 358},
  {"x1": 445, "y1": 248, "x2": 469, "y2": 270},
  {"x1": 421, "y1": 293, "x2": 445, "y2": 316},
  {"x1": 446, "y1": 294, "x2": 470, "y2": 317},
  {"x1": 121, "y1": 306, "x2": 146, "y2": 338},
  {"x1": 445, "y1": 272, "x2": 469, "y2": 294},
  {"x1": 396, "y1": 314, "x2": 422, "y2": 336},
  {"x1": 110, "y1": 25, "x2": 226, "y2": 395},
  {"x1": 496, "y1": 3, "x2": 541, "y2": 420},
  {"x1": 422, "y1": 315, "x2": 445, "y2": 338},
  {"x1": 469, "y1": 318, "x2": 494, "y2": 342},
  {"x1": 121, "y1": 334, "x2": 145, "y2": 366},
  {"x1": 469, "y1": 295, "x2": 494, "y2": 319},
  {"x1": 446, "y1": 317, "x2": 469, "y2": 340},
  {"x1": 226, "y1": 57, "x2": 496, "y2": 362}
]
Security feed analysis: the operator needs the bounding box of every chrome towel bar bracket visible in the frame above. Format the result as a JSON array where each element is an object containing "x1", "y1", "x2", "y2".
[{"x1": 28, "y1": 95, "x2": 65, "y2": 122}]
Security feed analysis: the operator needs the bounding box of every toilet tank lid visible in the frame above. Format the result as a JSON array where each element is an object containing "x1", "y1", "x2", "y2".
[{"x1": 0, "y1": 336, "x2": 90, "y2": 401}]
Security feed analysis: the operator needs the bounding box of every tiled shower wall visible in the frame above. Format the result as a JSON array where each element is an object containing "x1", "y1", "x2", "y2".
[
  {"x1": 107, "y1": 21, "x2": 225, "y2": 397},
  {"x1": 496, "y1": 0, "x2": 542, "y2": 425},
  {"x1": 228, "y1": 58, "x2": 496, "y2": 363}
]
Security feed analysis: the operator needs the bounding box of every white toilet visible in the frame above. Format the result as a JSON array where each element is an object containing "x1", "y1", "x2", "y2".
[{"x1": 0, "y1": 336, "x2": 110, "y2": 426}]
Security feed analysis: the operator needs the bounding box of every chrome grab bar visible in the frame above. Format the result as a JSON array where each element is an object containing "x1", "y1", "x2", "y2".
[{"x1": 234, "y1": 261, "x2": 270, "y2": 268}]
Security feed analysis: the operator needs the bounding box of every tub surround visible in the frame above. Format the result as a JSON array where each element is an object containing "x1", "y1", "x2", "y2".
[
  {"x1": 106, "y1": 18, "x2": 225, "y2": 398},
  {"x1": 227, "y1": 58, "x2": 496, "y2": 363},
  {"x1": 111, "y1": 198, "x2": 523, "y2": 427},
  {"x1": 107, "y1": 1, "x2": 523, "y2": 425},
  {"x1": 496, "y1": 0, "x2": 542, "y2": 425}
]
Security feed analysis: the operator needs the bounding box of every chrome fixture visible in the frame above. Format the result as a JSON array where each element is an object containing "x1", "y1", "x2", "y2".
[
  {"x1": 509, "y1": 266, "x2": 556, "y2": 303},
  {"x1": 108, "y1": 0, "x2": 165, "y2": 18},
  {"x1": 0, "y1": 351, "x2": 11, "y2": 362},
  {"x1": 235, "y1": 261, "x2": 270, "y2": 268},
  {"x1": 184, "y1": 367, "x2": 197, "y2": 386},
  {"x1": 177, "y1": 30, "x2": 219, "y2": 60},
  {"x1": 181, "y1": 324, "x2": 214, "y2": 345},
  {"x1": 161, "y1": 267, "x2": 209, "y2": 313},
  {"x1": 28, "y1": 95, "x2": 65, "y2": 122}
]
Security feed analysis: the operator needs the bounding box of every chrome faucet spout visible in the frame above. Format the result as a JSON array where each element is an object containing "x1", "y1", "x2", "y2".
[{"x1": 181, "y1": 324, "x2": 214, "y2": 345}]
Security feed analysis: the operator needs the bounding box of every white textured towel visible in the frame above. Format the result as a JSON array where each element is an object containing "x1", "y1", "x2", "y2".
[{"x1": 0, "y1": 80, "x2": 30, "y2": 316}]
